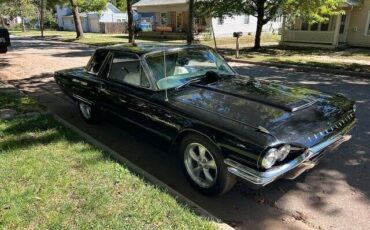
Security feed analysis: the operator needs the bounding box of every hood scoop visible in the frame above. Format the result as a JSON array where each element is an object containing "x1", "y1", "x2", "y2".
[{"x1": 193, "y1": 77, "x2": 318, "y2": 112}]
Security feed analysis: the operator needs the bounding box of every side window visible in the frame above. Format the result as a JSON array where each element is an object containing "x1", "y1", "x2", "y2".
[
  {"x1": 87, "y1": 50, "x2": 109, "y2": 74},
  {"x1": 108, "y1": 52, "x2": 151, "y2": 88},
  {"x1": 100, "y1": 54, "x2": 113, "y2": 79}
]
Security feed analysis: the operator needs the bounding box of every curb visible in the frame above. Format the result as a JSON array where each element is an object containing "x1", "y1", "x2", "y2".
[
  {"x1": 226, "y1": 58, "x2": 370, "y2": 79},
  {"x1": 53, "y1": 115, "x2": 234, "y2": 230}
]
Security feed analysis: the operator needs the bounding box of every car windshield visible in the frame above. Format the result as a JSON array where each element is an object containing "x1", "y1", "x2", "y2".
[{"x1": 145, "y1": 47, "x2": 235, "y2": 90}]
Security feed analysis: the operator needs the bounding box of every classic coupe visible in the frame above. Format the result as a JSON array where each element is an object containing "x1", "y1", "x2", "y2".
[{"x1": 54, "y1": 44, "x2": 356, "y2": 195}]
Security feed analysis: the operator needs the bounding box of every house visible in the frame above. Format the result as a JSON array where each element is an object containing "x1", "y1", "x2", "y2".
[
  {"x1": 281, "y1": 0, "x2": 370, "y2": 48},
  {"x1": 56, "y1": 3, "x2": 128, "y2": 33},
  {"x1": 133, "y1": 0, "x2": 282, "y2": 37}
]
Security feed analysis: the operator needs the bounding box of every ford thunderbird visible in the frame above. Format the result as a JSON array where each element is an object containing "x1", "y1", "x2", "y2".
[{"x1": 54, "y1": 44, "x2": 356, "y2": 195}]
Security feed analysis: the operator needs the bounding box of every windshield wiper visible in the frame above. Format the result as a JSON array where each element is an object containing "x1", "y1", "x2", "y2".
[{"x1": 175, "y1": 77, "x2": 203, "y2": 90}]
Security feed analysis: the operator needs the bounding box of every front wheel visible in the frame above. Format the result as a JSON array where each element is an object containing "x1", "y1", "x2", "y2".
[
  {"x1": 180, "y1": 134, "x2": 236, "y2": 196},
  {"x1": 77, "y1": 101, "x2": 100, "y2": 124}
]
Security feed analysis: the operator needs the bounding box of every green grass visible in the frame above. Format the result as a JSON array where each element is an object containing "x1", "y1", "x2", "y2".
[
  {"x1": 202, "y1": 34, "x2": 281, "y2": 49},
  {"x1": 9, "y1": 29, "x2": 279, "y2": 48},
  {"x1": 225, "y1": 47, "x2": 370, "y2": 73},
  {"x1": 0, "y1": 92, "x2": 217, "y2": 229},
  {"x1": 10, "y1": 30, "x2": 186, "y2": 46}
]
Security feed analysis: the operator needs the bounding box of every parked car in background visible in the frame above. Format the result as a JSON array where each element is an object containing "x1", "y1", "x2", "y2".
[
  {"x1": 0, "y1": 28, "x2": 10, "y2": 54},
  {"x1": 54, "y1": 44, "x2": 356, "y2": 195}
]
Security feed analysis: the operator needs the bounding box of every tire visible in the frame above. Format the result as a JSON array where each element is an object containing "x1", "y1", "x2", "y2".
[
  {"x1": 77, "y1": 101, "x2": 100, "y2": 124},
  {"x1": 180, "y1": 134, "x2": 236, "y2": 196}
]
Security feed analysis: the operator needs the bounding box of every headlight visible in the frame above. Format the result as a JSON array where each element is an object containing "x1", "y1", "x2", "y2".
[
  {"x1": 277, "y1": 144, "x2": 291, "y2": 161},
  {"x1": 353, "y1": 104, "x2": 356, "y2": 112},
  {"x1": 261, "y1": 148, "x2": 278, "y2": 169}
]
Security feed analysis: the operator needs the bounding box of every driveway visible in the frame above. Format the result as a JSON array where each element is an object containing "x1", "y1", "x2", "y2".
[{"x1": 1, "y1": 37, "x2": 369, "y2": 230}]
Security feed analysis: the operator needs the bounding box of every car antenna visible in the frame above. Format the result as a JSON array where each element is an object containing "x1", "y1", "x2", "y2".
[{"x1": 164, "y1": 47, "x2": 169, "y2": 102}]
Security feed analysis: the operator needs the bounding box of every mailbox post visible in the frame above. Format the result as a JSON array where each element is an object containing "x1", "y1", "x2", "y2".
[{"x1": 233, "y1": 32, "x2": 243, "y2": 59}]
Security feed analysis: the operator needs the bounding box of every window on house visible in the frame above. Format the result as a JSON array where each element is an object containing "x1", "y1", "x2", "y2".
[
  {"x1": 244, "y1": 15, "x2": 250, "y2": 24},
  {"x1": 160, "y1": 13, "x2": 168, "y2": 25},
  {"x1": 310, "y1": 23, "x2": 319, "y2": 31},
  {"x1": 301, "y1": 22, "x2": 309, "y2": 31},
  {"x1": 217, "y1": 17, "x2": 224, "y2": 25},
  {"x1": 320, "y1": 22, "x2": 329, "y2": 31}
]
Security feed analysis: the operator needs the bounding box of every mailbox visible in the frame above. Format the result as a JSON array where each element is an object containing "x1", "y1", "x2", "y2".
[{"x1": 233, "y1": 32, "x2": 243, "y2": 38}]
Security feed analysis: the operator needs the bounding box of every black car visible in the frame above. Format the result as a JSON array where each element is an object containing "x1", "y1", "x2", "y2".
[
  {"x1": 54, "y1": 44, "x2": 356, "y2": 195},
  {"x1": 0, "y1": 28, "x2": 11, "y2": 54}
]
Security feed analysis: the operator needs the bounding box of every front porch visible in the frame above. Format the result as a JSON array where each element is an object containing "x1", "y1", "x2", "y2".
[{"x1": 281, "y1": 14, "x2": 348, "y2": 48}]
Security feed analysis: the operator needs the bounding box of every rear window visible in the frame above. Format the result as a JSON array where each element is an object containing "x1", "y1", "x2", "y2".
[{"x1": 87, "y1": 49, "x2": 109, "y2": 74}]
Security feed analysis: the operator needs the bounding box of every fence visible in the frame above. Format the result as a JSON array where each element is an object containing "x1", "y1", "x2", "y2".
[{"x1": 100, "y1": 22, "x2": 127, "y2": 34}]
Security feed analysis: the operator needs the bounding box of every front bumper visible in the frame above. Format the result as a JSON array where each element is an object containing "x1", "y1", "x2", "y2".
[{"x1": 224, "y1": 120, "x2": 356, "y2": 188}]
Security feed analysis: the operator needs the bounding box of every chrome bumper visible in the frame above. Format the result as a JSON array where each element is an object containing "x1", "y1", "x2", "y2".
[{"x1": 225, "y1": 120, "x2": 356, "y2": 188}]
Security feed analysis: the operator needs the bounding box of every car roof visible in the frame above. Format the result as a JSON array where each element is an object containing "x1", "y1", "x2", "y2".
[{"x1": 100, "y1": 43, "x2": 211, "y2": 55}]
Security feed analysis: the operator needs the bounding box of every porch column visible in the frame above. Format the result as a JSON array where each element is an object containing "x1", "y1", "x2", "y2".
[{"x1": 332, "y1": 15, "x2": 341, "y2": 47}]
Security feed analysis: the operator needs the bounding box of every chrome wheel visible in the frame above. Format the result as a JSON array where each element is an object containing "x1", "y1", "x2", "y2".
[
  {"x1": 184, "y1": 143, "x2": 218, "y2": 188},
  {"x1": 79, "y1": 102, "x2": 91, "y2": 119}
]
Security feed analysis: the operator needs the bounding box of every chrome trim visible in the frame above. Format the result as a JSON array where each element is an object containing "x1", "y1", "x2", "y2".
[
  {"x1": 225, "y1": 120, "x2": 356, "y2": 187},
  {"x1": 72, "y1": 94, "x2": 93, "y2": 105}
]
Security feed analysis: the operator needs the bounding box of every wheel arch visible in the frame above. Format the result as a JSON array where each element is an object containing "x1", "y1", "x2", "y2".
[{"x1": 170, "y1": 127, "x2": 221, "y2": 154}]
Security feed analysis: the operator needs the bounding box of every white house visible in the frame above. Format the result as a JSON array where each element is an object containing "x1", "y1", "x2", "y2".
[
  {"x1": 281, "y1": 0, "x2": 370, "y2": 48},
  {"x1": 133, "y1": 0, "x2": 282, "y2": 37},
  {"x1": 56, "y1": 3, "x2": 127, "y2": 33}
]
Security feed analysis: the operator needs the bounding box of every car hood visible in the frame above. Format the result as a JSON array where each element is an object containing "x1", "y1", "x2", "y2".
[{"x1": 172, "y1": 76, "x2": 355, "y2": 147}]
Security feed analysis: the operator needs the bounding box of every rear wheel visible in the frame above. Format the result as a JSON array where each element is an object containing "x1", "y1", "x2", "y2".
[
  {"x1": 180, "y1": 134, "x2": 236, "y2": 196},
  {"x1": 77, "y1": 101, "x2": 100, "y2": 124}
]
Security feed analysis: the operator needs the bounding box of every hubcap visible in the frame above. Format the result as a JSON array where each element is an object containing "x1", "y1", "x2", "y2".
[
  {"x1": 79, "y1": 102, "x2": 91, "y2": 119},
  {"x1": 184, "y1": 143, "x2": 218, "y2": 188}
]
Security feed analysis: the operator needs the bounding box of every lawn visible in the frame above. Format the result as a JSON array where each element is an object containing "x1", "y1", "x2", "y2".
[
  {"x1": 225, "y1": 47, "x2": 370, "y2": 73},
  {"x1": 0, "y1": 91, "x2": 217, "y2": 229},
  {"x1": 9, "y1": 29, "x2": 279, "y2": 48},
  {"x1": 9, "y1": 30, "x2": 186, "y2": 46}
]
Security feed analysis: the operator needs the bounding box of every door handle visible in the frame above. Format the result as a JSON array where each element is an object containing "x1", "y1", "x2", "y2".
[{"x1": 98, "y1": 86, "x2": 110, "y2": 95}]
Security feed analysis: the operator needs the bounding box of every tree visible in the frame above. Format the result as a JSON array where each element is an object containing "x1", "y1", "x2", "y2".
[
  {"x1": 125, "y1": 0, "x2": 138, "y2": 44},
  {"x1": 187, "y1": 0, "x2": 194, "y2": 44},
  {"x1": 115, "y1": 0, "x2": 127, "y2": 12},
  {"x1": 51, "y1": 0, "x2": 107, "y2": 39},
  {"x1": 126, "y1": 0, "x2": 134, "y2": 44}
]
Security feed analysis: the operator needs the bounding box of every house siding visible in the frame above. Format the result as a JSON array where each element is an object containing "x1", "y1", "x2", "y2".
[
  {"x1": 211, "y1": 15, "x2": 281, "y2": 37},
  {"x1": 346, "y1": 0, "x2": 370, "y2": 47}
]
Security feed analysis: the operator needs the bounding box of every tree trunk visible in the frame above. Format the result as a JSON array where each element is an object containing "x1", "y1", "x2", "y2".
[
  {"x1": 253, "y1": 0, "x2": 265, "y2": 50},
  {"x1": 254, "y1": 18, "x2": 263, "y2": 50},
  {"x1": 1, "y1": 16, "x2": 5, "y2": 28},
  {"x1": 20, "y1": 9, "x2": 26, "y2": 32},
  {"x1": 210, "y1": 17, "x2": 217, "y2": 50},
  {"x1": 126, "y1": 0, "x2": 134, "y2": 44},
  {"x1": 70, "y1": 0, "x2": 84, "y2": 39},
  {"x1": 187, "y1": 0, "x2": 194, "y2": 45},
  {"x1": 40, "y1": 0, "x2": 44, "y2": 37},
  {"x1": 21, "y1": 17, "x2": 26, "y2": 32}
]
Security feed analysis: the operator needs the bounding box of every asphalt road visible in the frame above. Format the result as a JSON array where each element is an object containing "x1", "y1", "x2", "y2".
[{"x1": 1, "y1": 37, "x2": 369, "y2": 230}]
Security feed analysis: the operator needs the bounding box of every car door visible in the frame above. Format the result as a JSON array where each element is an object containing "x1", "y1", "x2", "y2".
[
  {"x1": 69, "y1": 49, "x2": 110, "y2": 106},
  {"x1": 97, "y1": 51, "x2": 169, "y2": 137}
]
